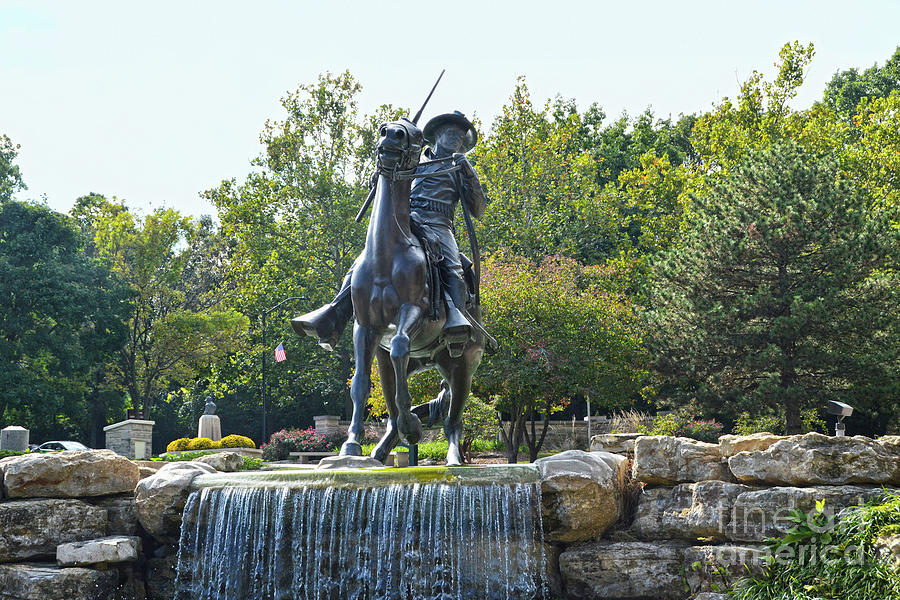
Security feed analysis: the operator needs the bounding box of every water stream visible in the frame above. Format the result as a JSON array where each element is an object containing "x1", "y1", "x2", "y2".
[{"x1": 174, "y1": 481, "x2": 546, "y2": 600}]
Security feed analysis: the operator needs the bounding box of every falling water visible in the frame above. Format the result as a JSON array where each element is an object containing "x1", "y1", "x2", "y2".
[{"x1": 174, "y1": 482, "x2": 546, "y2": 600}]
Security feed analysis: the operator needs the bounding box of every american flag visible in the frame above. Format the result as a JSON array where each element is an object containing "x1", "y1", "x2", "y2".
[{"x1": 274, "y1": 343, "x2": 287, "y2": 362}]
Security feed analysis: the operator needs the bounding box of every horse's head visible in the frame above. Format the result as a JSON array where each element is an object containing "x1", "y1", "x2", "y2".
[{"x1": 376, "y1": 118, "x2": 423, "y2": 172}]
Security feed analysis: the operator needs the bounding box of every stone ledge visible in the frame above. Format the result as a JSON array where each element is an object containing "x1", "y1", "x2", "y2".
[
  {"x1": 0, "y1": 562, "x2": 117, "y2": 600},
  {"x1": 103, "y1": 419, "x2": 156, "y2": 432}
]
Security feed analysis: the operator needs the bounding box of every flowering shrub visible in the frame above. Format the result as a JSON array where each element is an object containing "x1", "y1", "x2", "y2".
[
  {"x1": 261, "y1": 428, "x2": 331, "y2": 461},
  {"x1": 166, "y1": 438, "x2": 192, "y2": 453},
  {"x1": 649, "y1": 413, "x2": 723, "y2": 443},
  {"x1": 219, "y1": 434, "x2": 255, "y2": 448},
  {"x1": 187, "y1": 437, "x2": 216, "y2": 450}
]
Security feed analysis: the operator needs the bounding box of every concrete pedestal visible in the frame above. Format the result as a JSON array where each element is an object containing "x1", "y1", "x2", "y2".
[
  {"x1": 198, "y1": 415, "x2": 222, "y2": 441},
  {"x1": 104, "y1": 420, "x2": 155, "y2": 459},
  {"x1": 0, "y1": 426, "x2": 29, "y2": 452}
]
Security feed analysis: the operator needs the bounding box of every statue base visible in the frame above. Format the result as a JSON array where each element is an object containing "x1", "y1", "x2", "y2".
[{"x1": 198, "y1": 415, "x2": 222, "y2": 441}]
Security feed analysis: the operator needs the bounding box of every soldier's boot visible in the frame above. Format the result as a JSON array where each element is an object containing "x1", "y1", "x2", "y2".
[
  {"x1": 291, "y1": 280, "x2": 354, "y2": 351},
  {"x1": 442, "y1": 275, "x2": 472, "y2": 357}
]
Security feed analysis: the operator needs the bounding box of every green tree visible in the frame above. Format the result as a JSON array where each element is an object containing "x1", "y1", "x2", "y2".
[
  {"x1": 823, "y1": 46, "x2": 900, "y2": 121},
  {"x1": 0, "y1": 201, "x2": 130, "y2": 442},
  {"x1": 0, "y1": 134, "x2": 26, "y2": 204},
  {"x1": 646, "y1": 143, "x2": 900, "y2": 434},
  {"x1": 204, "y1": 71, "x2": 403, "y2": 429},
  {"x1": 82, "y1": 200, "x2": 248, "y2": 419},
  {"x1": 476, "y1": 253, "x2": 647, "y2": 462}
]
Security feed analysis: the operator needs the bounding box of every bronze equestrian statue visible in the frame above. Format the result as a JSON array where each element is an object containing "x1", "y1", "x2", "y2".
[{"x1": 292, "y1": 110, "x2": 489, "y2": 466}]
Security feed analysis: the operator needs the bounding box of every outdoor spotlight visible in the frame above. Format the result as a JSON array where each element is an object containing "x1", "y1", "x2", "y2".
[{"x1": 826, "y1": 401, "x2": 854, "y2": 437}]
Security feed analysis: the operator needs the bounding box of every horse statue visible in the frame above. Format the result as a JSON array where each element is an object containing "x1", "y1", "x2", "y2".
[{"x1": 335, "y1": 116, "x2": 486, "y2": 466}]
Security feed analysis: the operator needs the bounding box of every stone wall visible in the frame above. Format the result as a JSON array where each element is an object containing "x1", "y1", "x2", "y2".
[{"x1": 553, "y1": 432, "x2": 900, "y2": 599}]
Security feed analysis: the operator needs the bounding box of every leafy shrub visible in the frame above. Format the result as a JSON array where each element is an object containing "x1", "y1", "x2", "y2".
[
  {"x1": 733, "y1": 408, "x2": 827, "y2": 436},
  {"x1": 731, "y1": 492, "x2": 900, "y2": 599},
  {"x1": 166, "y1": 438, "x2": 192, "y2": 453},
  {"x1": 219, "y1": 434, "x2": 255, "y2": 449},
  {"x1": 0, "y1": 450, "x2": 25, "y2": 460},
  {"x1": 241, "y1": 456, "x2": 264, "y2": 470},
  {"x1": 158, "y1": 450, "x2": 215, "y2": 462},
  {"x1": 187, "y1": 437, "x2": 215, "y2": 451},
  {"x1": 649, "y1": 413, "x2": 723, "y2": 443}
]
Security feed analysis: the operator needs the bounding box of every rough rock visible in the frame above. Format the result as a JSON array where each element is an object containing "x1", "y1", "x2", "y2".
[
  {"x1": 87, "y1": 496, "x2": 140, "y2": 536},
  {"x1": 632, "y1": 480, "x2": 754, "y2": 541},
  {"x1": 633, "y1": 436, "x2": 731, "y2": 485},
  {"x1": 139, "y1": 466, "x2": 161, "y2": 479},
  {"x1": 693, "y1": 594, "x2": 729, "y2": 600},
  {"x1": 559, "y1": 541, "x2": 765, "y2": 600},
  {"x1": 194, "y1": 451, "x2": 243, "y2": 472},
  {"x1": 145, "y1": 554, "x2": 178, "y2": 600},
  {"x1": 876, "y1": 534, "x2": 900, "y2": 570},
  {"x1": 728, "y1": 433, "x2": 900, "y2": 485},
  {"x1": 0, "y1": 563, "x2": 117, "y2": 600},
  {"x1": 0, "y1": 449, "x2": 140, "y2": 498},
  {"x1": 560, "y1": 541, "x2": 688, "y2": 599},
  {"x1": 134, "y1": 461, "x2": 215, "y2": 543},
  {"x1": 315, "y1": 455, "x2": 383, "y2": 470},
  {"x1": 728, "y1": 485, "x2": 886, "y2": 542},
  {"x1": 56, "y1": 536, "x2": 141, "y2": 567},
  {"x1": 589, "y1": 433, "x2": 643, "y2": 454},
  {"x1": 535, "y1": 450, "x2": 627, "y2": 542},
  {"x1": 0, "y1": 499, "x2": 107, "y2": 562},
  {"x1": 718, "y1": 433, "x2": 787, "y2": 456}
]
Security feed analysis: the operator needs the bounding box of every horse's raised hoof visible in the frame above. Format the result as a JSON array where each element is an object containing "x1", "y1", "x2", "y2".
[
  {"x1": 340, "y1": 441, "x2": 363, "y2": 456},
  {"x1": 397, "y1": 413, "x2": 423, "y2": 446}
]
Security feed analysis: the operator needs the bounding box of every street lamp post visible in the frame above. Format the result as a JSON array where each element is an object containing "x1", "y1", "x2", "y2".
[{"x1": 260, "y1": 296, "x2": 306, "y2": 445}]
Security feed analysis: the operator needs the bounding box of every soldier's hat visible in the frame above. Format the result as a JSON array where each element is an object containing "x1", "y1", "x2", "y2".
[{"x1": 423, "y1": 111, "x2": 478, "y2": 153}]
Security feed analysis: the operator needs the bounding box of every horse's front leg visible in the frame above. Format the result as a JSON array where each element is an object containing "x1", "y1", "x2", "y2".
[
  {"x1": 343, "y1": 322, "x2": 379, "y2": 456},
  {"x1": 390, "y1": 304, "x2": 424, "y2": 445},
  {"x1": 370, "y1": 347, "x2": 399, "y2": 463}
]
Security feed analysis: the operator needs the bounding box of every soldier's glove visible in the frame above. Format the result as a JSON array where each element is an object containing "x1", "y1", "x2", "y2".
[{"x1": 452, "y1": 153, "x2": 476, "y2": 178}]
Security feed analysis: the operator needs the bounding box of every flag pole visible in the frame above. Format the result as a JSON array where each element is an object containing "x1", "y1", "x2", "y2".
[{"x1": 260, "y1": 296, "x2": 306, "y2": 444}]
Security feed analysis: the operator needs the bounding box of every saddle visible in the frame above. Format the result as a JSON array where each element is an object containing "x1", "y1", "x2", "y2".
[{"x1": 409, "y1": 212, "x2": 476, "y2": 321}]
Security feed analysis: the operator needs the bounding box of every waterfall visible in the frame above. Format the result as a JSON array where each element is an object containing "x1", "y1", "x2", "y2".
[{"x1": 174, "y1": 482, "x2": 546, "y2": 600}]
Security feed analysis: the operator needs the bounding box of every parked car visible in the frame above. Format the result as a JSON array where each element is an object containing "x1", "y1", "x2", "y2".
[{"x1": 31, "y1": 441, "x2": 89, "y2": 452}]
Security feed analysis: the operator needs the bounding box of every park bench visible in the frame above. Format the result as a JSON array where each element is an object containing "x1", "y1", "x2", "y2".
[{"x1": 288, "y1": 451, "x2": 335, "y2": 464}]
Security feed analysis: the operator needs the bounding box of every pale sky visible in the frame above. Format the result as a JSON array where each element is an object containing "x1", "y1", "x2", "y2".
[{"x1": 1, "y1": 1, "x2": 898, "y2": 218}]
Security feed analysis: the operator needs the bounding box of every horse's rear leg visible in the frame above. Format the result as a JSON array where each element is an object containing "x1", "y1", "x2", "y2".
[
  {"x1": 391, "y1": 304, "x2": 424, "y2": 445},
  {"x1": 343, "y1": 323, "x2": 379, "y2": 456},
  {"x1": 371, "y1": 347, "x2": 399, "y2": 463},
  {"x1": 439, "y1": 360, "x2": 476, "y2": 466}
]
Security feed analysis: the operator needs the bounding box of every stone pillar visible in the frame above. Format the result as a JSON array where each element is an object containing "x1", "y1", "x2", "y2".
[
  {"x1": 197, "y1": 415, "x2": 222, "y2": 441},
  {"x1": 0, "y1": 426, "x2": 29, "y2": 452},
  {"x1": 104, "y1": 420, "x2": 155, "y2": 459},
  {"x1": 313, "y1": 415, "x2": 341, "y2": 436}
]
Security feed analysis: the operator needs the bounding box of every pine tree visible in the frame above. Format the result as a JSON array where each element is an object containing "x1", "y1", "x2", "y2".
[{"x1": 647, "y1": 142, "x2": 900, "y2": 434}]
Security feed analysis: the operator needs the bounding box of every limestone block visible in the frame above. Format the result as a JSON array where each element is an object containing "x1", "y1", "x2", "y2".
[
  {"x1": 589, "y1": 433, "x2": 643, "y2": 454},
  {"x1": 140, "y1": 466, "x2": 161, "y2": 479},
  {"x1": 875, "y1": 534, "x2": 900, "y2": 570},
  {"x1": 534, "y1": 450, "x2": 627, "y2": 542},
  {"x1": 718, "y1": 432, "x2": 787, "y2": 456},
  {"x1": 559, "y1": 541, "x2": 765, "y2": 600},
  {"x1": 0, "y1": 563, "x2": 117, "y2": 600},
  {"x1": 728, "y1": 433, "x2": 900, "y2": 485},
  {"x1": 0, "y1": 426, "x2": 29, "y2": 452},
  {"x1": 315, "y1": 455, "x2": 382, "y2": 470},
  {"x1": 56, "y1": 536, "x2": 140, "y2": 567},
  {"x1": 728, "y1": 485, "x2": 888, "y2": 542},
  {"x1": 0, "y1": 449, "x2": 140, "y2": 498},
  {"x1": 194, "y1": 451, "x2": 243, "y2": 472},
  {"x1": 88, "y1": 496, "x2": 141, "y2": 537},
  {"x1": 633, "y1": 436, "x2": 731, "y2": 485},
  {"x1": 632, "y1": 480, "x2": 754, "y2": 541},
  {"x1": 0, "y1": 499, "x2": 107, "y2": 562},
  {"x1": 134, "y1": 462, "x2": 216, "y2": 543},
  {"x1": 559, "y1": 541, "x2": 689, "y2": 599}
]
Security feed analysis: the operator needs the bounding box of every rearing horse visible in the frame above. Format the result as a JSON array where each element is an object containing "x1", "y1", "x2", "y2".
[{"x1": 340, "y1": 117, "x2": 484, "y2": 466}]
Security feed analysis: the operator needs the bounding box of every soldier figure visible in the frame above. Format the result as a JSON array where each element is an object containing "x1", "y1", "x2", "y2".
[{"x1": 293, "y1": 111, "x2": 486, "y2": 351}]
